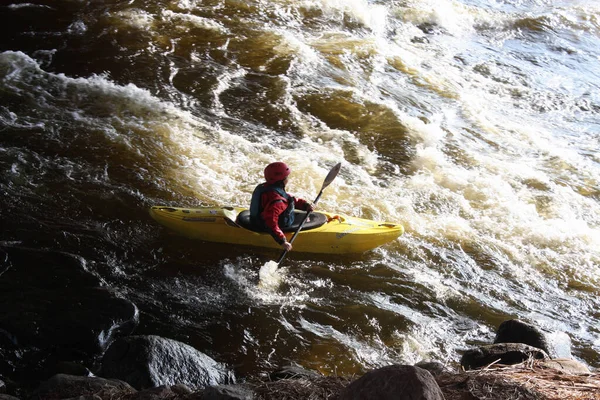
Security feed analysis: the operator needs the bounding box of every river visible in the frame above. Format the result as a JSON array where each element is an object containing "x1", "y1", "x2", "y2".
[{"x1": 1, "y1": 0, "x2": 599, "y2": 386}]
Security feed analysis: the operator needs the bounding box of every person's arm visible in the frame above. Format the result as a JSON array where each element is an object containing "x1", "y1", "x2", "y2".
[
  {"x1": 261, "y1": 194, "x2": 290, "y2": 247},
  {"x1": 293, "y1": 196, "x2": 314, "y2": 212}
]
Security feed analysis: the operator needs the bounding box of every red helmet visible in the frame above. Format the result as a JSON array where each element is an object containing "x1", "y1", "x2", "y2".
[{"x1": 264, "y1": 162, "x2": 290, "y2": 184}]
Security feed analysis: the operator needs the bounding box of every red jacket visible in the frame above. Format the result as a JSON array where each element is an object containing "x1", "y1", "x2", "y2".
[{"x1": 261, "y1": 190, "x2": 310, "y2": 244}]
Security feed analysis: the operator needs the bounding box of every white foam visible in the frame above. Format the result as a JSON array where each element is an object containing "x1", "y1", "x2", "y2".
[{"x1": 258, "y1": 260, "x2": 284, "y2": 289}]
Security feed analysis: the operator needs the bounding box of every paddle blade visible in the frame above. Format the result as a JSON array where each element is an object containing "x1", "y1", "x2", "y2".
[{"x1": 321, "y1": 162, "x2": 342, "y2": 190}]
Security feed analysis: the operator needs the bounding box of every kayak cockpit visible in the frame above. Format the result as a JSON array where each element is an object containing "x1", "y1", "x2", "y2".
[{"x1": 235, "y1": 210, "x2": 328, "y2": 233}]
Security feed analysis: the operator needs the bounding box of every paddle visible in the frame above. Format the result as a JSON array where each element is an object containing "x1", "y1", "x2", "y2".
[{"x1": 275, "y1": 162, "x2": 342, "y2": 266}]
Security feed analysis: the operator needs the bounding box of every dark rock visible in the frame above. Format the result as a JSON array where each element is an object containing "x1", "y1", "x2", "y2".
[
  {"x1": 417, "y1": 22, "x2": 440, "y2": 34},
  {"x1": 415, "y1": 361, "x2": 452, "y2": 376},
  {"x1": 461, "y1": 343, "x2": 548, "y2": 371},
  {"x1": 0, "y1": 395, "x2": 20, "y2": 400},
  {"x1": 100, "y1": 335, "x2": 234, "y2": 391},
  {"x1": 338, "y1": 365, "x2": 444, "y2": 400},
  {"x1": 53, "y1": 361, "x2": 91, "y2": 377},
  {"x1": 0, "y1": 246, "x2": 138, "y2": 359},
  {"x1": 171, "y1": 383, "x2": 193, "y2": 395},
  {"x1": 0, "y1": 379, "x2": 5, "y2": 394},
  {"x1": 494, "y1": 319, "x2": 572, "y2": 359},
  {"x1": 32, "y1": 373, "x2": 135, "y2": 399},
  {"x1": 411, "y1": 36, "x2": 430, "y2": 44},
  {"x1": 127, "y1": 385, "x2": 177, "y2": 400},
  {"x1": 269, "y1": 364, "x2": 319, "y2": 381},
  {"x1": 196, "y1": 384, "x2": 254, "y2": 400}
]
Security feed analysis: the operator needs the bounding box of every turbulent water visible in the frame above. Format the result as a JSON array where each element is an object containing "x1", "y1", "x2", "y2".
[{"x1": 1, "y1": 0, "x2": 599, "y2": 384}]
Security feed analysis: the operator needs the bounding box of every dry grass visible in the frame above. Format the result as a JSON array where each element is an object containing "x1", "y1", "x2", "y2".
[
  {"x1": 253, "y1": 359, "x2": 600, "y2": 400},
  {"x1": 436, "y1": 359, "x2": 600, "y2": 400},
  {"x1": 253, "y1": 375, "x2": 352, "y2": 400}
]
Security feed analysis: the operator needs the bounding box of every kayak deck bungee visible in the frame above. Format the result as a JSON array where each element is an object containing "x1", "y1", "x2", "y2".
[{"x1": 149, "y1": 206, "x2": 403, "y2": 254}]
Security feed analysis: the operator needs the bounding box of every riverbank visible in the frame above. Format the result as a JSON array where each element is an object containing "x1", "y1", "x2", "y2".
[
  {"x1": 2, "y1": 319, "x2": 600, "y2": 399},
  {"x1": 2, "y1": 359, "x2": 599, "y2": 400}
]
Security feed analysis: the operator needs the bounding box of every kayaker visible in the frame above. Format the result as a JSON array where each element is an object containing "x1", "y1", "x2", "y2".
[{"x1": 250, "y1": 162, "x2": 314, "y2": 251}]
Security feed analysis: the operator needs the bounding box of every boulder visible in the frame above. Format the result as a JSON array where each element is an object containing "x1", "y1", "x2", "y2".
[
  {"x1": 338, "y1": 365, "x2": 444, "y2": 400},
  {"x1": 32, "y1": 373, "x2": 135, "y2": 399},
  {"x1": 494, "y1": 319, "x2": 572, "y2": 359},
  {"x1": 100, "y1": 335, "x2": 233, "y2": 390},
  {"x1": 461, "y1": 343, "x2": 548, "y2": 371}
]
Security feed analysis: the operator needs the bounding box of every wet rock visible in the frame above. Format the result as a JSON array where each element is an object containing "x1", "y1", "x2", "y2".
[
  {"x1": 195, "y1": 384, "x2": 255, "y2": 400},
  {"x1": 539, "y1": 358, "x2": 590, "y2": 374},
  {"x1": 53, "y1": 361, "x2": 91, "y2": 377},
  {"x1": 494, "y1": 319, "x2": 572, "y2": 359},
  {"x1": 461, "y1": 343, "x2": 549, "y2": 371},
  {"x1": 411, "y1": 36, "x2": 430, "y2": 44},
  {"x1": 32, "y1": 373, "x2": 135, "y2": 399},
  {"x1": 0, "y1": 246, "x2": 138, "y2": 360},
  {"x1": 127, "y1": 385, "x2": 177, "y2": 400},
  {"x1": 338, "y1": 365, "x2": 444, "y2": 400},
  {"x1": 415, "y1": 360, "x2": 452, "y2": 376},
  {"x1": 269, "y1": 364, "x2": 319, "y2": 381},
  {"x1": 100, "y1": 335, "x2": 234, "y2": 391},
  {"x1": 171, "y1": 383, "x2": 193, "y2": 395}
]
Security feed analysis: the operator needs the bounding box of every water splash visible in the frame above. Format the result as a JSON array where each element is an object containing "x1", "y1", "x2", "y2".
[{"x1": 258, "y1": 260, "x2": 284, "y2": 289}]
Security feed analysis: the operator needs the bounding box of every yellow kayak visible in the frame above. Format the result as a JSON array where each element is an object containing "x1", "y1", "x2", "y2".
[{"x1": 149, "y1": 206, "x2": 403, "y2": 254}]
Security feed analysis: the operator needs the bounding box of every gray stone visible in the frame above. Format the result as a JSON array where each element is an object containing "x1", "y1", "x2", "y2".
[{"x1": 100, "y1": 335, "x2": 234, "y2": 390}]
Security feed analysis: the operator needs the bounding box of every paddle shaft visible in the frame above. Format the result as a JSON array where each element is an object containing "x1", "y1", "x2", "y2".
[
  {"x1": 275, "y1": 162, "x2": 341, "y2": 266},
  {"x1": 275, "y1": 190, "x2": 324, "y2": 265}
]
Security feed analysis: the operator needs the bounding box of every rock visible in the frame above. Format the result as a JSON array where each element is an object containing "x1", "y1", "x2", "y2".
[
  {"x1": 0, "y1": 395, "x2": 20, "y2": 400},
  {"x1": 0, "y1": 246, "x2": 139, "y2": 359},
  {"x1": 0, "y1": 379, "x2": 5, "y2": 394},
  {"x1": 171, "y1": 383, "x2": 193, "y2": 395},
  {"x1": 269, "y1": 364, "x2": 320, "y2": 381},
  {"x1": 338, "y1": 365, "x2": 444, "y2": 400},
  {"x1": 196, "y1": 384, "x2": 255, "y2": 399},
  {"x1": 494, "y1": 319, "x2": 572, "y2": 359},
  {"x1": 127, "y1": 385, "x2": 177, "y2": 400},
  {"x1": 32, "y1": 373, "x2": 136, "y2": 399},
  {"x1": 539, "y1": 359, "x2": 590, "y2": 374},
  {"x1": 53, "y1": 361, "x2": 91, "y2": 376},
  {"x1": 461, "y1": 343, "x2": 548, "y2": 371},
  {"x1": 415, "y1": 361, "x2": 452, "y2": 376},
  {"x1": 100, "y1": 335, "x2": 234, "y2": 390}
]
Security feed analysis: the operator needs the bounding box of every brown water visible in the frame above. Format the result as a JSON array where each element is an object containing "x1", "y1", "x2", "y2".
[{"x1": 1, "y1": 0, "x2": 599, "y2": 385}]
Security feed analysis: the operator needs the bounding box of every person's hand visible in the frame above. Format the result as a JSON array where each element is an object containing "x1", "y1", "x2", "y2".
[
  {"x1": 282, "y1": 241, "x2": 292, "y2": 251},
  {"x1": 306, "y1": 203, "x2": 315, "y2": 212}
]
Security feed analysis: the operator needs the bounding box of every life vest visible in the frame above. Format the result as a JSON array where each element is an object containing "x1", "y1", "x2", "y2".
[{"x1": 249, "y1": 183, "x2": 295, "y2": 228}]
